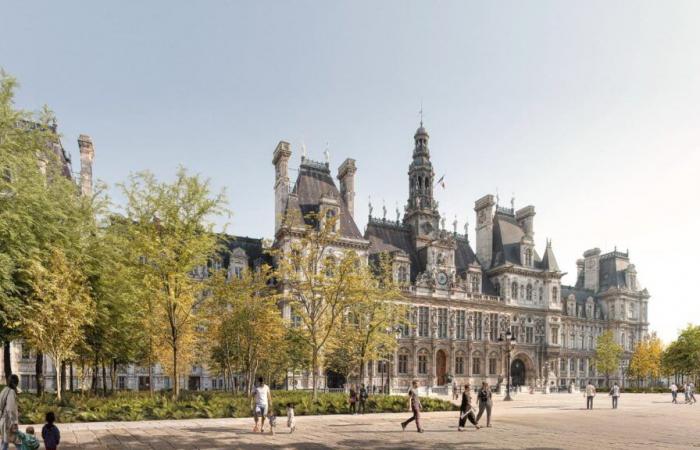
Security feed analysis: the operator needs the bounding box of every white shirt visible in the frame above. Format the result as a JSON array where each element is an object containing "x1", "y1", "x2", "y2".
[{"x1": 254, "y1": 384, "x2": 270, "y2": 406}]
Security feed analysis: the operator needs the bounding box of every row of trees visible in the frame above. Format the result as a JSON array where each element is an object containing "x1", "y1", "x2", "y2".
[{"x1": 0, "y1": 71, "x2": 406, "y2": 400}]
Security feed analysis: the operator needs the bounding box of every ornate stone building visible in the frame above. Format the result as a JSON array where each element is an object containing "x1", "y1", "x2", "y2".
[{"x1": 273, "y1": 123, "x2": 650, "y2": 392}]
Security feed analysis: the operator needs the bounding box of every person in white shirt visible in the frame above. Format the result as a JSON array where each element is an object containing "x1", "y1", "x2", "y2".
[
  {"x1": 251, "y1": 377, "x2": 272, "y2": 433},
  {"x1": 585, "y1": 382, "x2": 596, "y2": 410},
  {"x1": 670, "y1": 383, "x2": 678, "y2": 404},
  {"x1": 609, "y1": 382, "x2": 620, "y2": 409}
]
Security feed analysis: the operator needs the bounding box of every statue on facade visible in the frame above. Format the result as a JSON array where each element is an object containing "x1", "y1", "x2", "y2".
[
  {"x1": 449, "y1": 310, "x2": 456, "y2": 335},
  {"x1": 431, "y1": 309, "x2": 438, "y2": 338},
  {"x1": 368, "y1": 196, "x2": 373, "y2": 218},
  {"x1": 483, "y1": 314, "x2": 490, "y2": 340}
]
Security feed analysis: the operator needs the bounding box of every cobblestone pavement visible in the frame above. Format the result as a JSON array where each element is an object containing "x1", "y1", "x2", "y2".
[{"x1": 28, "y1": 393, "x2": 698, "y2": 449}]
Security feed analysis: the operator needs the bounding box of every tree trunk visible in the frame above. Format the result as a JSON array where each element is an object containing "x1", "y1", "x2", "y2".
[
  {"x1": 148, "y1": 359, "x2": 154, "y2": 395},
  {"x1": 3, "y1": 341, "x2": 11, "y2": 383},
  {"x1": 312, "y1": 350, "x2": 319, "y2": 400},
  {"x1": 110, "y1": 360, "x2": 117, "y2": 392},
  {"x1": 60, "y1": 360, "x2": 66, "y2": 396},
  {"x1": 55, "y1": 357, "x2": 63, "y2": 401},
  {"x1": 172, "y1": 345, "x2": 179, "y2": 399},
  {"x1": 69, "y1": 361, "x2": 74, "y2": 392},
  {"x1": 92, "y1": 357, "x2": 98, "y2": 394},
  {"x1": 35, "y1": 351, "x2": 44, "y2": 397},
  {"x1": 101, "y1": 361, "x2": 107, "y2": 395}
]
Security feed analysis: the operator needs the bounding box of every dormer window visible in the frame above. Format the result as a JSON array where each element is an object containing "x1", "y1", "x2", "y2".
[
  {"x1": 397, "y1": 266, "x2": 408, "y2": 284},
  {"x1": 511, "y1": 282, "x2": 518, "y2": 299},
  {"x1": 552, "y1": 286, "x2": 558, "y2": 302},
  {"x1": 471, "y1": 273, "x2": 481, "y2": 293},
  {"x1": 524, "y1": 248, "x2": 532, "y2": 266},
  {"x1": 526, "y1": 284, "x2": 533, "y2": 301}
]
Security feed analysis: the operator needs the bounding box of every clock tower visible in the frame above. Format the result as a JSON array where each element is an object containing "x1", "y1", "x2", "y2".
[{"x1": 404, "y1": 122, "x2": 440, "y2": 245}]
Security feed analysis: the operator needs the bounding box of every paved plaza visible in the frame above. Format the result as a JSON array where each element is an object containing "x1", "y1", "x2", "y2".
[{"x1": 33, "y1": 393, "x2": 698, "y2": 449}]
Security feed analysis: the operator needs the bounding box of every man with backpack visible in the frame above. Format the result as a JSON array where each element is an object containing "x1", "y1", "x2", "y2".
[{"x1": 475, "y1": 382, "x2": 493, "y2": 427}]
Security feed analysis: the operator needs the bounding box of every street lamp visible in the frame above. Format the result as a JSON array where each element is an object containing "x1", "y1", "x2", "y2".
[{"x1": 498, "y1": 330, "x2": 517, "y2": 401}]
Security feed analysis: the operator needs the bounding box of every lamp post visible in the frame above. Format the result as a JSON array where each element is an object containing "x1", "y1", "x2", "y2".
[{"x1": 498, "y1": 330, "x2": 517, "y2": 401}]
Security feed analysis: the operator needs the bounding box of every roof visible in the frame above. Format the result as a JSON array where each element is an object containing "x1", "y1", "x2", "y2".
[
  {"x1": 598, "y1": 251, "x2": 631, "y2": 291},
  {"x1": 364, "y1": 220, "x2": 422, "y2": 280},
  {"x1": 541, "y1": 241, "x2": 560, "y2": 272},
  {"x1": 287, "y1": 160, "x2": 363, "y2": 240},
  {"x1": 561, "y1": 285, "x2": 596, "y2": 304},
  {"x1": 218, "y1": 235, "x2": 271, "y2": 269}
]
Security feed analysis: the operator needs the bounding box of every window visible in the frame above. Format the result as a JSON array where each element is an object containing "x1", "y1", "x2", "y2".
[
  {"x1": 489, "y1": 358, "x2": 497, "y2": 375},
  {"x1": 552, "y1": 287, "x2": 558, "y2": 302},
  {"x1": 21, "y1": 343, "x2": 31, "y2": 360},
  {"x1": 438, "y1": 308, "x2": 448, "y2": 338},
  {"x1": 291, "y1": 313, "x2": 302, "y2": 328},
  {"x1": 525, "y1": 327, "x2": 534, "y2": 344},
  {"x1": 455, "y1": 357, "x2": 464, "y2": 374},
  {"x1": 551, "y1": 328, "x2": 559, "y2": 345},
  {"x1": 400, "y1": 311, "x2": 411, "y2": 337},
  {"x1": 118, "y1": 376, "x2": 127, "y2": 390},
  {"x1": 525, "y1": 248, "x2": 532, "y2": 266},
  {"x1": 418, "y1": 354, "x2": 428, "y2": 374},
  {"x1": 473, "y1": 312, "x2": 482, "y2": 341},
  {"x1": 579, "y1": 359, "x2": 584, "y2": 372},
  {"x1": 418, "y1": 307, "x2": 429, "y2": 337},
  {"x1": 579, "y1": 335, "x2": 584, "y2": 350},
  {"x1": 397, "y1": 266, "x2": 408, "y2": 283},
  {"x1": 570, "y1": 333, "x2": 575, "y2": 349},
  {"x1": 489, "y1": 313, "x2": 499, "y2": 341},
  {"x1": 377, "y1": 360, "x2": 387, "y2": 374},
  {"x1": 472, "y1": 357, "x2": 481, "y2": 375},
  {"x1": 324, "y1": 256, "x2": 335, "y2": 277},
  {"x1": 526, "y1": 284, "x2": 533, "y2": 301},
  {"x1": 471, "y1": 274, "x2": 481, "y2": 293},
  {"x1": 569, "y1": 359, "x2": 575, "y2": 372},
  {"x1": 232, "y1": 265, "x2": 243, "y2": 279},
  {"x1": 20, "y1": 375, "x2": 37, "y2": 392},
  {"x1": 589, "y1": 336, "x2": 594, "y2": 350},
  {"x1": 456, "y1": 310, "x2": 466, "y2": 339},
  {"x1": 398, "y1": 354, "x2": 408, "y2": 374},
  {"x1": 511, "y1": 282, "x2": 518, "y2": 299},
  {"x1": 494, "y1": 282, "x2": 500, "y2": 296}
]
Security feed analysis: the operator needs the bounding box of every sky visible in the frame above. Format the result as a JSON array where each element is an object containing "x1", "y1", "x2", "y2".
[{"x1": 2, "y1": 0, "x2": 699, "y2": 343}]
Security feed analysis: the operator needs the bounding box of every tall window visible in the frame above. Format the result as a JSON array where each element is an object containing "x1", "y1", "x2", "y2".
[
  {"x1": 579, "y1": 334, "x2": 584, "y2": 350},
  {"x1": 489, "y1": 357, "x2": 497, "y2": 375},
  {"x1": 526, "y1": 327, "x2": 534, "y2": 344},
  {"x1": 551, "y1": 328, "x2": 559, "y2": 345},
  {"x1": 570, "y1": 333, "x2": 575, "y2": 349},
  {"x1": 489, "y1": 313, "x2": 499, "y2": 341},
  {"x1": 552, "y1": 287, "x2": 558, "y2": 302},
  {"x1": 472, "y1": 357, "x2": 481, "y2": 375},
  {"x1": 525, "y1": 248, "x2": 532, "y2": 266},
  {"x1": 473, "y1": 312, "x2": 483, "y2": 341},
  {"x1": 539, "y1": 286, "x2": 544, "y2": 302},
  {"x1": 588, "y1": 336, "x2": 594, "y2": 350},
  {"x1": 398, "y1": 354, "x2": 408, "y2": 374},
  {"x1": 511, "y1": 282, "x2": 518, "y2": 299},
  {"x1": 20, "y1": 343, "x2": 31, "y2": 360},
  {"x1": 438, "y1": 308, "x2": 448, "y2": 338},
  {"x1": 455, "y1": 356, "x2": 464, "y2": 374},
  {"x1": 400, "y1": 310, "x2": 411, "y2": 337},
  {"x1": 398, "y1": 266, "x2": 408, "y2": 284},
  {"x1": 560, "y1": 359, "x2": 566, "y2": 372},
  {"x1": 526, "y1": 284, "x2": 533, "y2": 301},
  {"x1": 569, "y1": 359, "x2": 575, "y2": 372},
  {"x1": 471, "y1": 273, "x2": 481, "y2": 293},
  {"x1": 494, "y1": 282, "x2": 501, "y2": 296},
  {"x1": 456, "y1": 310, "x2": 466, "y2": 339},
  {"x1": 418, "y1": 354, "x2": 428, "y2": 374},
  {"x1": 418, "y1": 307, "x2": 429, "y2": 337}
]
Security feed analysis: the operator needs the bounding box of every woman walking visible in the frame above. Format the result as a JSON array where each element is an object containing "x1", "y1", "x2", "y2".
[
  {"x1": 458, "y1": 384, "x2": 480, "y2": 431},
  {"x1": 348, "y1": 386, "x2": 358, "y2": 415},
  {"x1": 0, "y1": 375, "x2": 20, "y2": 450}
]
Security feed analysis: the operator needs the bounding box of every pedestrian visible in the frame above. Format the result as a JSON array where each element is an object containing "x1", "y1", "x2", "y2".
[
  {"x1": 475, "y1": 382, "x2": 493, "y2": 427},
  {"x1": 251, "y1": 377, "x2": 272, "y2": 433},
  {"x1": 401, "y1": 380, "x2": 424, "y2": 433},
  {"x1": 609, "y1": 382, "x2": 620, "y2": 409},
  {"x1": 690, "y1": 383, "x2": 697, "y2": 405},
  {"x1": 268, "y1": 410, "x2": 277, "y2": 435},
  {"x1": 359, "y1": 384, "x2": 368, "y2": 414},
  {"x1": 452, "y1": 381, "x2": 459, "y2": 401},
  {"x1": 670, "y1": 383, "x2": 678, "y2": 404},
  {"x1": 0, "y1": 374, "x2": 19, "y2": 450},
  {"x1": 457, "y1": 384, "x2": 480, "y2": 431},
  {"x1": 348, "y1": 386, "x2": 357, "y2": 414},
  {"x1": 684, "y1": 383, "x2": 690, "y2": 404},
  {"x1": 286, "y1": 403, "x2": 296, "y2": 433},
  {"x1": 585, "y1": 381, "x2": 596, "y2": 410},
  {"x1": 41, "y1": 412, "x2": 60, "y2": 450},
  {"x1": 13, "y1": 425, "x2": 40, "y2": 450}
]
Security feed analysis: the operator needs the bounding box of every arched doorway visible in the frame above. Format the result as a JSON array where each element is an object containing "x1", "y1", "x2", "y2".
[
  {"x1": 511, "y1": 359, "x2": 526, "y2": 388},
  {"x1": 436, "y1": 350, "x2": 447, "y2": 386},
  {"x1": 326, "y1": 370, "x2": 346, "y2": 389}
]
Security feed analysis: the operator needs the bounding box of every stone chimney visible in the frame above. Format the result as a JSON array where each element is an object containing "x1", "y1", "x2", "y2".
[
  {"x1": 515, "y1": 205, "x2": 535, "y2": 238},
  {"x1": 337, "y1": 158, "x2": 357, "y2": 219},
  {"x1": 78, "y1": 135, "x2": 94, "y2": 197},
  {"x1": 474, "y1": 194, "x2": 496, "y2": 269},
  {"x1": 583, "y1": 248, "x2": 601, "y2": 292},
  {"x1": 272, "y1": 141, "x2": 292, "y2": 234}
]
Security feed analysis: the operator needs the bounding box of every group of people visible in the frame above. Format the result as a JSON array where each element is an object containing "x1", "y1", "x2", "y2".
[
  {"x1": 670, "y1": 382, "x2": 696, "y2": 404},
  {"x1": 582, "y1": 381, "x2": 621, "y2": 410},
  {"x1": 401, "y1": 380, "x2": 493, "y2": 433},
  {"x1": 251, "y1": 377, "x2": 296, "y2": 435},
  {"x1": 0, "y1": 375, "x2": 61, "y2": 450},
  {"x1": 347, "y1": 384, "x2": 369, "y2": 414}
]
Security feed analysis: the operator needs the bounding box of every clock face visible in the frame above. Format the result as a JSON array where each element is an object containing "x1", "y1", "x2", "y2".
[
  {"x1": 421, "y1": 221, "x2": 433, "y2": 234},
  {"x1": 437, "y1": 271, "x2": 448, "y2": 287}
]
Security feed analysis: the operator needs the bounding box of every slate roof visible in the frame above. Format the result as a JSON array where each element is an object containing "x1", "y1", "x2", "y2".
[
  {"x1": 561, "y1": 285, "x2": 595, "y2": 304},
  {"x1": 218, "y1": 235, "x2": 271, "y2": 269},
  {"x1": 598, "y1": 252, "x2": 630, "y2": 291},
  {"x1": 491, "y1": 211, "x2": 542, "y2": 268},
  {"x1": 287, "y1": 160, "x2": 363, "y2": 240},
  {"x1": 364, "y1": 221, "x2": 422, "y2": 279},
  {"x1": 541, "y1": 242, "x2": 560, "y2": 272}
]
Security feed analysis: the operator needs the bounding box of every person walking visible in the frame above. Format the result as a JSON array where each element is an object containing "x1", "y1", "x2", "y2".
[
  {"x1": 358, "y1": 384, "x2": 368, "y2": 414},
  {"x1": 670, "y1": 383, "x2": 678, "y2": 404},
  {"x1": 684, "y1": 383, "x2": 690, "y2": 404},
  {"x1": 0, "y1": 374, "x2": 19, "y2": 450},
  {"x1": 401, "y1": 380, "x2": 424, "y2": 433},
  {"x1": 457, "y1": 384, "x2": 480, "y2": 431},
  {"x1": 585, "y1": 381, "x2": 596, "y2": 410},
  {"x1": 689, "y1": 382, "x2": 697, "y2": 405},
  {"x1": 41, "y1": 412, "x2": 60, "y2": 450},
  {"x1": 475, "y1": 382, "x2": 493, "y2": 427},
  {"x1": 452, "y1": 381, "x2": 459, "y2": 401},
  {"x1": 348, "y1": 386, "x2": 357, "y2": 415},
  {"x1": 609, "y1": 382, "x2": 620, "y2": 409},
  {"x1": 251, "y1": 377, "x2": 272, "y2": 433}
]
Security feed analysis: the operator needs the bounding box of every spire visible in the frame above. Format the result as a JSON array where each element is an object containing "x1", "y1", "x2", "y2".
[{"x1": 542, "y1": 238, "x2": 560, "y2": 272}]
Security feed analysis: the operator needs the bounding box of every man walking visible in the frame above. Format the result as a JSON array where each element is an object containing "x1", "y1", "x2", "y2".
[
  {"x1": 251, "y1": 377, "x2": 272, "y2": 433},
  {"x1": 670, "y1": 383, "x2": 678, "y2": 404},
  {"x1": 689, "y1": 382, "x2": 697, "y2": 405},
  {"x1": 358, "y1": 384, "x2": 368, "y2": 414},
  {"x1": 609, "y1": 382, "x2": 620, "y2": 409},
  {"x1": 476, "y1": 382, "x2": 493, "y2": 427},
  {"x1": 401, "y1": 380, "x2": 424, "y2": 433},
  {"x1": 585, "y1": 381, "x2": 596, "y2": 410},
  {"x1": 684, "y1": 383, "x2": 690, "y2": 404}
]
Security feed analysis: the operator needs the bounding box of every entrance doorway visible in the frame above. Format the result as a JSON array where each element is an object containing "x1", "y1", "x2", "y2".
[
  {"x1": 511, "y1": 359, "x2": 526, "y2": 387},
  {"x1": 436, "y1": 350, "x2": 447, "y2": 386}
]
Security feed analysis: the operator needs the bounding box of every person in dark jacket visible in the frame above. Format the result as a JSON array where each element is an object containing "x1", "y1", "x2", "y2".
[
  {"x1": 358, "y1": 384, "x2": 368, "y2": 414},
  {"x1": 457, "y1": 384, "x2": 480, "y2": 431},
  {"x1": 41, "y1": 412, "x2": 60, "y2": 450},
  {"x1": 476, "y1": 382, "x2": 493, "y2": 427}
]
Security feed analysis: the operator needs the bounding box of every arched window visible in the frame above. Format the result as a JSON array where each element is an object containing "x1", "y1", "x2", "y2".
[
  {"x1": 525, "y1": 248, "x2": 532, "y2": 266},
  {"x1": 526, "y1": 284, "x2": 533, "y2": 301},
  {"x1": 511, "y1": 282, "x2": 518, "y2": 299}
]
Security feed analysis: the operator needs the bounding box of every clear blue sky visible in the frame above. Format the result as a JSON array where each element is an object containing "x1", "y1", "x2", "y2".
[{"x1": 2, "y1": 0, "x2": 699, "y2": 342}]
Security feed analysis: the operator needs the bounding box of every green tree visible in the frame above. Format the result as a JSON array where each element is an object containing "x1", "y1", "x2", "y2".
[
  {"x1": 661, "y1": 325, "x2": 700, "y2": 382},
  {"x1": 594, "y1": 330, "x2": 623, "y2": 387},
  {"x1": 120, "y1": 169, "x2": 228, "y2": 397},
  {"x1": 22, "y1": 247, "x2": 95, "y2": 400}
]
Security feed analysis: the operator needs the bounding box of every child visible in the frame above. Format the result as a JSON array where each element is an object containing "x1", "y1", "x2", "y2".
[
  {"x1": 12, "y1": 425, "x2": 40, "y2": 450},
  {"x1": 268, "y1": 410, "x2": 277, "y2": 435},
  {"x1": 41, "y1": 412, "x2": 61, "y2": 450},
  {"x1": 286, "y1": 402, "x2": 296, "y2": 433}
]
